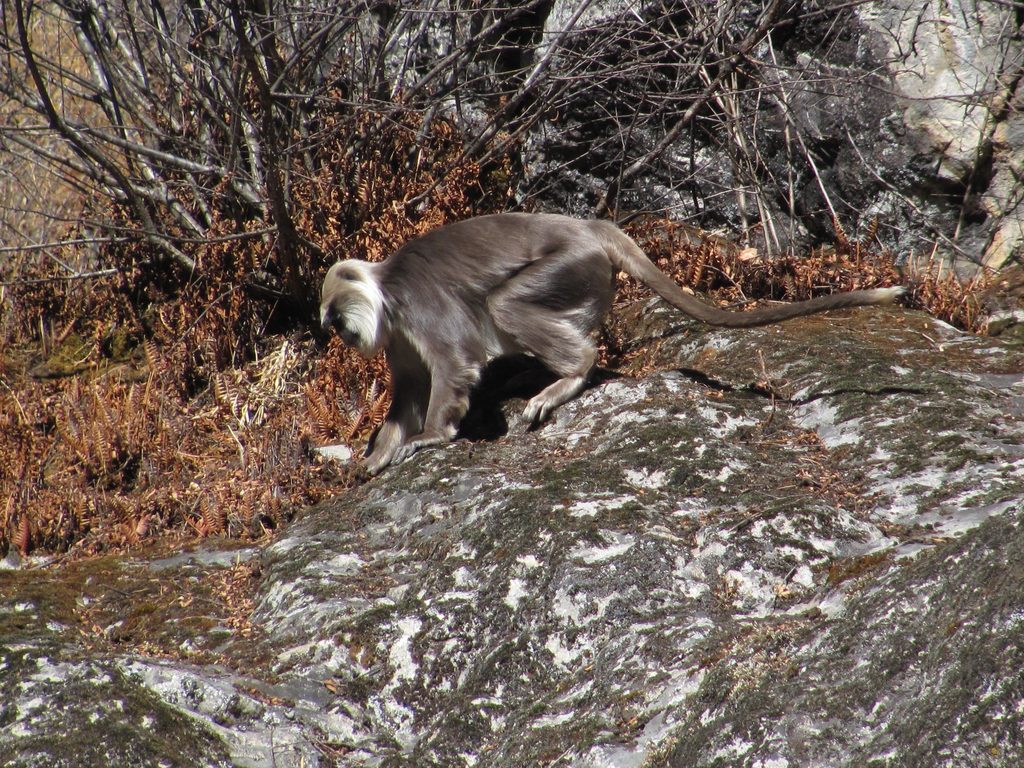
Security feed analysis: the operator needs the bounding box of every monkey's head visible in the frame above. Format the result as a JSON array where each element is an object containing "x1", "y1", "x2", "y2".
[{"x1": 320, "y1": 260, "x2": 388, "y2": 358}]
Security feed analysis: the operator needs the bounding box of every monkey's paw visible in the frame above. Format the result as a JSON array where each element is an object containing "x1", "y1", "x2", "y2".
[
  {"x1": 391, "y1": 432, "x2": 448, "y2": 466},
  {"x1": 364, "y1": 448, "x2": 397, "y2": 476},
  {"x1": 522, "y1": 396, "x2": 555, "y2": 426},
  {"x1": 522, "y1": 375, "x2": 587, "y2": 426}
]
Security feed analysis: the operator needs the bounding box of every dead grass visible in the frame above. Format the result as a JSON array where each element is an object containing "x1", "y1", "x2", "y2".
[
  {"x1": 0, "y1": 6, "x2": 100, "y2": 275},
  {"x1": 1, "y1": 108, "x2": 514, "y2": 559},
  {"x1": 0, "y1": 116, "x2": 992, "y2": 561}
]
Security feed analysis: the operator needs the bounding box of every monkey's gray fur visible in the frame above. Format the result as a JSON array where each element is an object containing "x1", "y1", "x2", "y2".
[{"x1": 320, "y1": 213, "x2": 904, "y2": 474}]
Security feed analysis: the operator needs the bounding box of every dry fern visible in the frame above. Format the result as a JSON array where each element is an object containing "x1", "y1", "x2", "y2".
[
  {"x1": 0, "y1": 93, "x2": 989, "y2": 559},
  {"x1": 15, "y1": 515, "x2": 31, "y2": 557}
]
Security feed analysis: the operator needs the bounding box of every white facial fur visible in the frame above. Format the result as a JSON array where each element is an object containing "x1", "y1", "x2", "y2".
[{"x1": 320, "y1": 260, "x2": 387, "y2": 358}]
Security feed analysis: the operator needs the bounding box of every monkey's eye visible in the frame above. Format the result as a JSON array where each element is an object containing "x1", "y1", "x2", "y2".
[{"x1": 339, "y1": 324, "x2": 360, "y2": 348}]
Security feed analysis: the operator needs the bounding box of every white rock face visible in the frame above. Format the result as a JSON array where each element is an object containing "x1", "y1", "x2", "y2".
[
  {"x1": 529, "y1": 0, "x2": 1023, "y2": 269},
  {"x1": 861, "y1": 0, "x2": 1024, "y2": 268}
]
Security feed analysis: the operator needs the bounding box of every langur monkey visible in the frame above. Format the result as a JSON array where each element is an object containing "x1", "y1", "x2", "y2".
[{"x1": 320, "y1": 213, "x2": 904, "y2": 474}]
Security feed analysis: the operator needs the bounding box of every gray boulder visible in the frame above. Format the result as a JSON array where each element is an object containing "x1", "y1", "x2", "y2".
[
  {"x1": 5, "y1": 302, "x2": 1021, "y2": 767},
  {"x1": 515, "y1": 0, "x2": 1024, "y2": 269}
]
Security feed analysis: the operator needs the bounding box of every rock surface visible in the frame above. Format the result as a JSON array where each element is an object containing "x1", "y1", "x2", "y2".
[
  {"x1": 510, "y1": 0, "x2": 1024, "y2": 270},
  {"x1": 2, "y1": 303, "x2": 1023, "y2": 767}
]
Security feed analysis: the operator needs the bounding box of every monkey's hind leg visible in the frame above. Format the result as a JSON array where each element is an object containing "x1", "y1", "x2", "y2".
[
  {"x1": 509, "y1": 326, "x2": 596, "y2": 425},
  {"x1": 487, "y1": 248, "x2": 613, "y2": 425},
  {"x1": 522, "y1": 371, "x2": 592, "y2": 424}
]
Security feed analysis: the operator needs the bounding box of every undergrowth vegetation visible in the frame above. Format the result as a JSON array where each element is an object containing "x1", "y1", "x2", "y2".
[
  {"x1": 0, "y1": 3, "x2": 993, "y2": 560},
  {"x1": 2, "y1": 174, "x2": 987, "y2": 560},
  {"x1": 0, "y1": 110, "x2": 515, "y2": 559}
]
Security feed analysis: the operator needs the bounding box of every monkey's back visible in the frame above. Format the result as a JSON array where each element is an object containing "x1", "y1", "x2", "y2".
[{"x1": 380, "y1": 213, "x2": 606, "y2": 297}]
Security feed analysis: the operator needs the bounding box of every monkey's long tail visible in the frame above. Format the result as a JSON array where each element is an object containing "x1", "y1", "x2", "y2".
[{"x1": 604, "y1": 225, "x2": 905, "y2": 328}]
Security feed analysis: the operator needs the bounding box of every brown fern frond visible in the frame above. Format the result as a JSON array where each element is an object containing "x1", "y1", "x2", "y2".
[
  {"x1": 59, "y1": 395, "x2": 90, "y2": 466},
  {"x1": 143, "y1": 338, "x2": 165, "y2": 380},
  {"x1": 342, "y1": 409, "x2": 364, "y2": 443},
  {"x1": 203, "y1": 336, "x2": 219, "y2": 369},
  {"x1": 368, "y1": 386, "x2": 390, "y2": 430},
  {"x1": 685, "y1": 247, "x2": 709, "y2": 289},
  {"x1": 126, "y1": 382, "x2": 144, "y2": 422},
  {"x1": 242, "y1": 490, "x2": 257, "y2": 535},
  {"x1": 832, "y1": 216, "x2": 849, "y2": 253},
  {"x1": 200, "y1": 495, "x2": 226, "y2": 536},
  {"x1": 15, "y1": 515, "x2": 30, "y2": 556},
  {"x1": 304, "y1": 381, "x2": 341, "y2": 442},
  {"x1": 864, "y1": 217, "x2": 879, "y2": 247},
  {"x1": 92, "y1": 384, "x2": 119, "y2": 439},
  {"x1": 213, "y1": 373, "x2": 235, "y2": 413}
]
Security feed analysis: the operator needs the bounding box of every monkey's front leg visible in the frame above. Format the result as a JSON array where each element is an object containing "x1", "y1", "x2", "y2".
[
  {"x1": 364, "y1": 420, "x2": 405, "y2": 476},
  {"x1": 390, "y1": 368, "x2": 472, "y2": 467},
  {"x1": 362, "y1": 360, "x2": 429, "y2": 475},
  {"x1": 366, "y1": 414, "x2": 449, "y2": 473}
]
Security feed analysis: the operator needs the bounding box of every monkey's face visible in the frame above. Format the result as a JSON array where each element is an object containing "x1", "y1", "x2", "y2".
[{"x1": 320, "y1": 261, "x2": 387, "y2": 358}]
